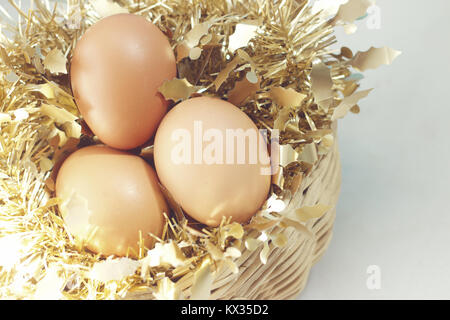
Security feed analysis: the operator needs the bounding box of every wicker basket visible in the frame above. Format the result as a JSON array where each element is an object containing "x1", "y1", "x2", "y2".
[{"x1": 126, "y1": 126, "x2": 341, "y2": 300}]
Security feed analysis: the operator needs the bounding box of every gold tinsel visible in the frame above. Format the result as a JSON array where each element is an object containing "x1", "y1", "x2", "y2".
[{"x1": 0, "y1": 0, "x2": 400, "y2": 299}]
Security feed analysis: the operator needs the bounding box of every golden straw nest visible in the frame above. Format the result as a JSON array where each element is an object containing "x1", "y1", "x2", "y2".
[{"x1": 0, "y1": 0, "x2": 399, "y2": 299}]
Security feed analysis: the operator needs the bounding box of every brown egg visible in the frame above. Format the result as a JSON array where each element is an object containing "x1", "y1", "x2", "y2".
[
  {"x1": 154, "y1": 97, "x2": 271, "y2": 227},
  {"x1": 55, "y1": 145, "x2": 168, "y2": 257},
  {"x1": 70, "y1": 14, "x2": 176, "y2": 150}
]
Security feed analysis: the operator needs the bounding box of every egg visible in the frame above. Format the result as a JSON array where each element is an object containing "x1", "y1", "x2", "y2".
[
  {"x1": 70, "y1": 14, "x2": 177, "y2": 150},
  {"x1": 55, "y1": 145, "x2": 168, "y2": 257},
  {"x1": 154, "y1": 97, "x2": 271, "y2": 227}
]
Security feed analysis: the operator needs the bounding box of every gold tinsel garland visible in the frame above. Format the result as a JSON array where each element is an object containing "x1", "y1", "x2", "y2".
[{"x1": 0, "y1": 0, "x2": 400, "y2": 299}]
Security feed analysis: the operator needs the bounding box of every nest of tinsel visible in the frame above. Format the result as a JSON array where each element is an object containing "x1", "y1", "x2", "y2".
[{"x1": 0, "y1": 0, "x2": 400, "y2": 299}]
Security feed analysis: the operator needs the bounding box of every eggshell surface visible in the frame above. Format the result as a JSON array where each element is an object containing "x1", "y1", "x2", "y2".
[
  {"x1": 154, "y1": 97, "x2": 271, "y2": 227},
  {"x1": 70, "y1": 14, "x2": 176, "y2": 150},
  {"x1": 56, "y1": 145, "x2": 167, "y2": 257}
]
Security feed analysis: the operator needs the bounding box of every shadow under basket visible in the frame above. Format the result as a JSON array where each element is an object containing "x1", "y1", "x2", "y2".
[{"x1": 126, "y1": 132, "x2": 342, "y2": 300}]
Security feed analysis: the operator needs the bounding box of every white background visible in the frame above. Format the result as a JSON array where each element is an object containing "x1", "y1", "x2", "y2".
[
  {"x1": 2, "y1": 0, "x2": 449, "y2": 300},
  {"x1": 299, "y1": 0, "x2": 450, "y2": 299}
]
